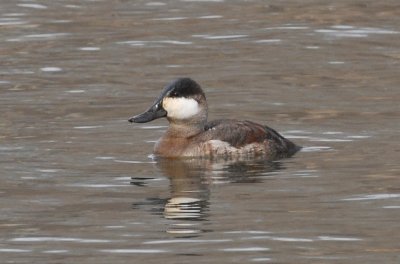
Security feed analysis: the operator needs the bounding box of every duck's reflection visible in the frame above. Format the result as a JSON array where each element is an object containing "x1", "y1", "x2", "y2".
[
  {"x1": 156, "y1": 158, "x2": 283, "y2": 222},
  {"x1": 157, "y1": 158, "x2": 211, "y2": 222},
  {"x1": 131, "y1": 158, "x2": 284, "y2": 235}
]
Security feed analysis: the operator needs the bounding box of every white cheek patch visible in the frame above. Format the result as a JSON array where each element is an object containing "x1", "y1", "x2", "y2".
[{"x1": 162, "y1": 97, "x2": 200, "y2": 119}]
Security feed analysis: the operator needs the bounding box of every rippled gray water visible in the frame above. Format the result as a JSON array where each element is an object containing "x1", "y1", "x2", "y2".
[{"x1": 1, "y1": 0, "x2": 399, "y2": 263}]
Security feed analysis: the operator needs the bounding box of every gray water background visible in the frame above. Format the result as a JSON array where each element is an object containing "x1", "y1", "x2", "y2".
[{"x1": 1, "y1": 0, "x2": 399, "y2": 263}]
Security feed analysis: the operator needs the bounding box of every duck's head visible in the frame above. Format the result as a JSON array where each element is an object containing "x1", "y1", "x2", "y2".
[{"x1": 129, "y1": 78, "x2": 208, "y2": 125}]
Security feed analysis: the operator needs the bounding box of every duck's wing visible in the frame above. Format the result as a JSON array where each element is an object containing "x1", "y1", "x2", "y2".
[{"x1": 204, "y1": 119, "x2": 300, "y2": 156}]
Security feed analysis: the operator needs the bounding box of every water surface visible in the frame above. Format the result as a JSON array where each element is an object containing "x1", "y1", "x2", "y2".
[{"x1": 1, "y1": 0, "x2": 399, "y2": 263}]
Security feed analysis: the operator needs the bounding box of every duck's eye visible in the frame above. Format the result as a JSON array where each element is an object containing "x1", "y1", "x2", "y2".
[{"x1": 170, "y1": 91, "x2": 179, "y2": 97}]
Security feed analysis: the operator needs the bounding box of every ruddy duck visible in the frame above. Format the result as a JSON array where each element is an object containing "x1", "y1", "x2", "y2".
[{"x1": 129, "y1": 78, "x2": 300, "y2": 159}]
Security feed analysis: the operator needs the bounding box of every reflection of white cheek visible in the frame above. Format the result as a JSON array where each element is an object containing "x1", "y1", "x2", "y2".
[{"x1": 163, "y1": 97, "x2": 199, "y2": 119}]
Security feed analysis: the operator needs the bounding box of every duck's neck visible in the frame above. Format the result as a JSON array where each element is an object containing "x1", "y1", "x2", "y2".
[{"x1": 165, "y1": 119, "x2": 206, "y2": 138}]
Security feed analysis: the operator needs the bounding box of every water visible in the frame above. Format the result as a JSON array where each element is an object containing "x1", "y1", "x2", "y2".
[{"x1": 1, "y1": 0, "x2": 399, "y2": 263}]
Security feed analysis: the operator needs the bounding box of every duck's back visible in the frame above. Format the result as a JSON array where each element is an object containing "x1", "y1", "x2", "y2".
[{"x1": 187, "y1": 119, "x2": 300, "y2": 159}]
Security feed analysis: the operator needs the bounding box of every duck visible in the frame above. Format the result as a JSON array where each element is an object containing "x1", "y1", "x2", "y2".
[{"x1": 129, "y1": 78, "x2": 300, "y2": 159}]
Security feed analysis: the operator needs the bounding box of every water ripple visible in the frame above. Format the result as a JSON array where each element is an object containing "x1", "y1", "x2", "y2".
[
  {"x1": 342, "y1": 194, "x2": 400, "y2": 201},
  {"x1": 315, "y1": 26, "x2": 399, "y2": 38},
  {"x1": 221, "y1": 247, "x2": 270, "y2": 252},
  {"x1": 0, "y1": 18, "x2": 28, "y2": 26},
  {"x1": 73, "y1": 125, "x2": 103, "y2": 129},
  {"x1": 17, "y1": 4, "x2": 48, "y2": 9},
  {"x1": 318, "y1": 236, "x2": 362, "y2": 241},
  {"x1": 8, "y1": 33, "x2": 70, "y2": 42},
  {"x1": 244, "y1": 235, "x2": 313, "y2": 242},
  {"x1": 198, "y1": 15, "x2": 222, "y2": 19},
  {"x1": 10, "y1": 237, "x2": 117, "y2": 243},
  {"x1": 254, "y1": 39, "x2": 281, "y2": 44},
  {"x1": 151, "y1": 17, "x2": 188, "y2": 21},
  {"x1": 144, "y1": 239, "x2": 232, "y2": 244},
  {"x1": 41, "y1": 67, "x2": 62, "y2": 72},
  {"x1": 118, "y1": 40, "x2": 192, "y2": 46},
  {"x1": 265, "y1": 26, "x2": 309, "y2": 30},
  {"x1": 78, "y1": 47, "x2": 101, "y2": 51},
  {"x1": 193, "y1": 34, "x2": 248, "y2": 40},
  {"x1": 42, "y1": 250, "x2": 69, "y2": 254},
  {"x1": 0, "y1": 248, "x2": 32, "y2": 253},
  {"x1": 99, "y1": 249, "x2": 169, "y2": 253}
]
